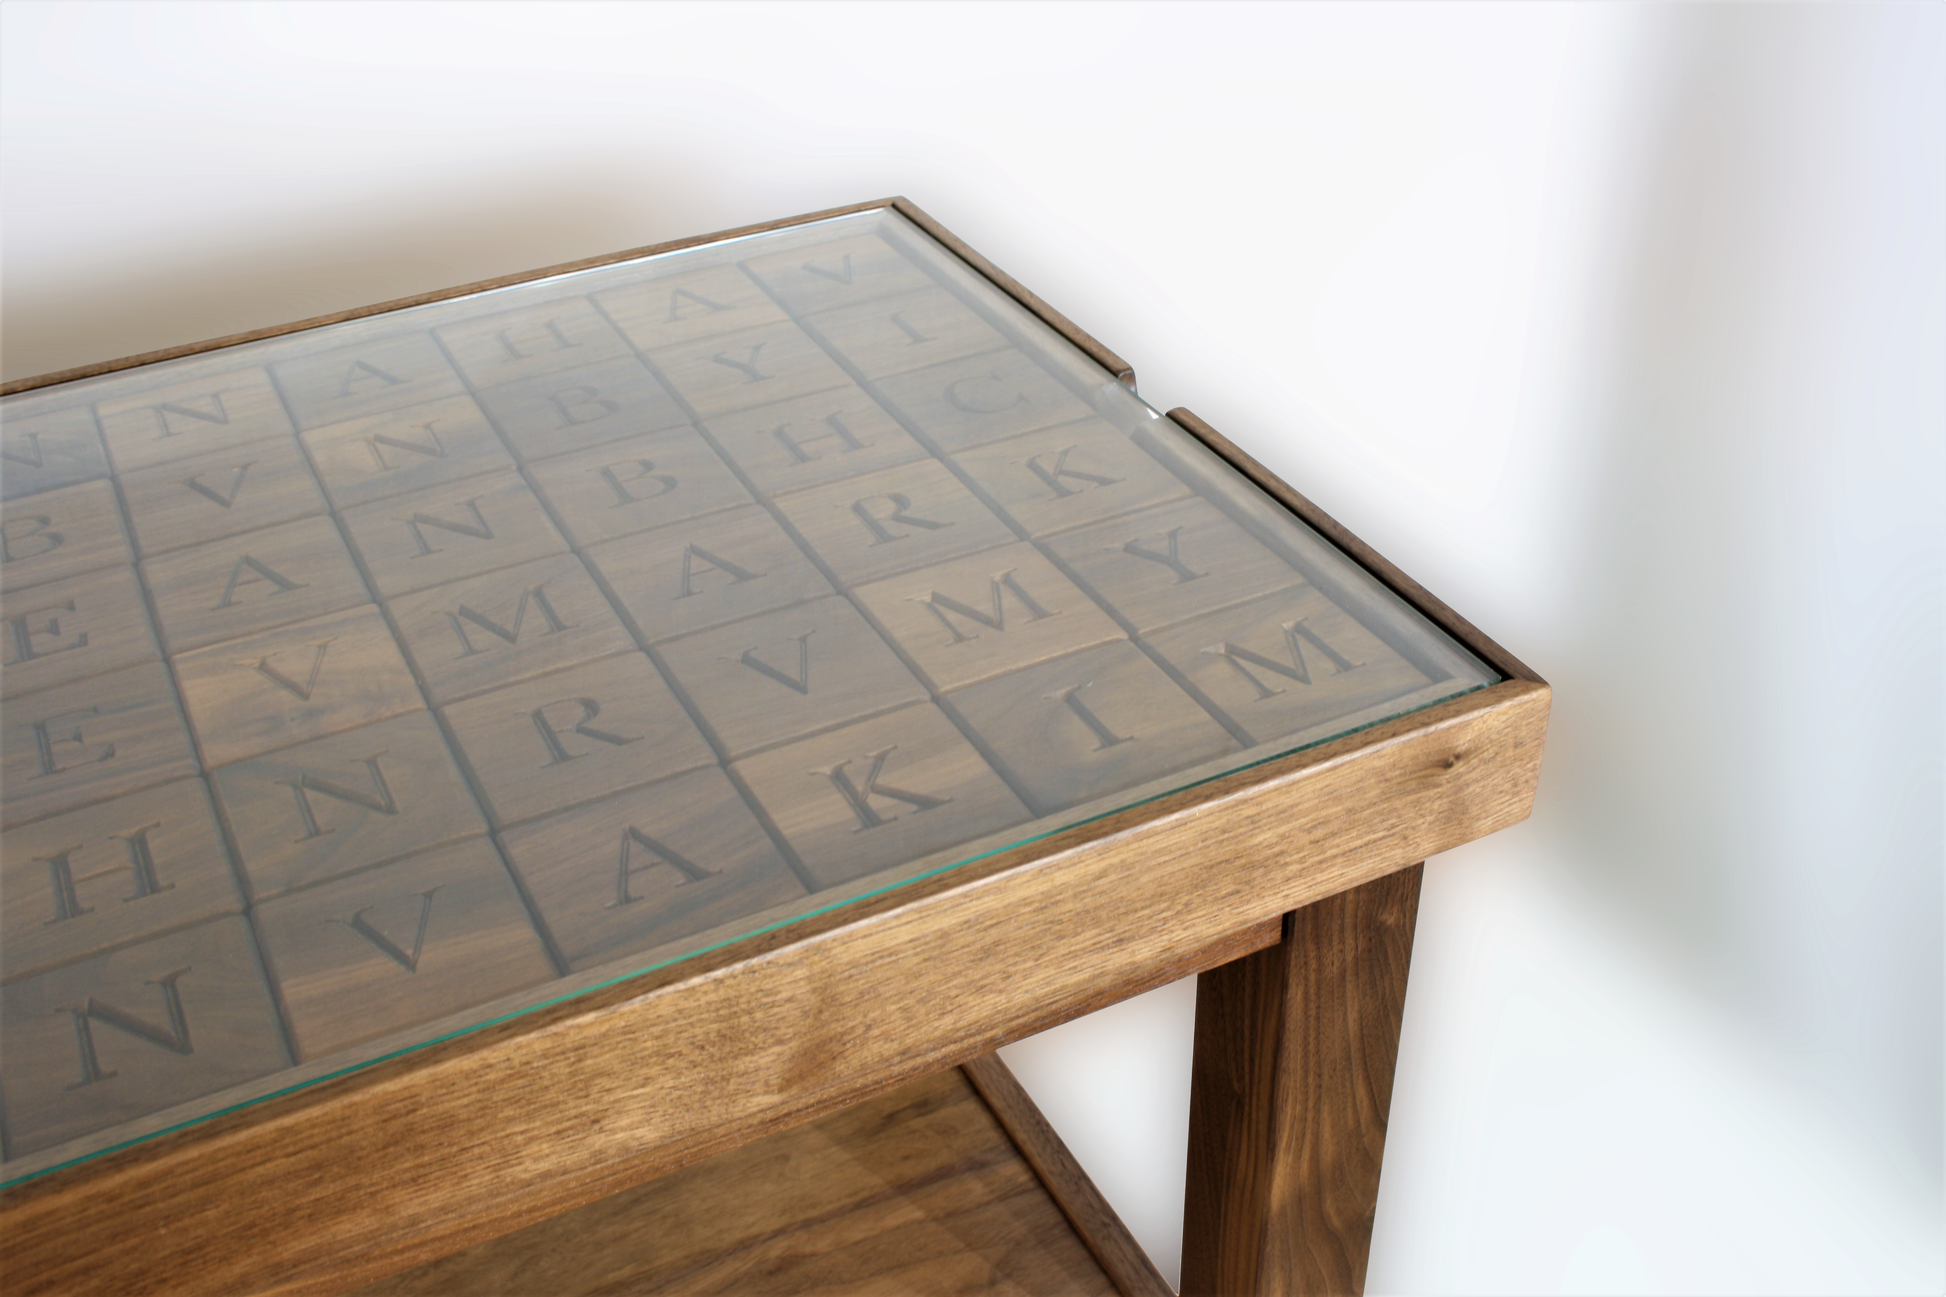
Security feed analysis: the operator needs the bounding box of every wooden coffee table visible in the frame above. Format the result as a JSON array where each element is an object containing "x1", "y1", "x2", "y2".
[{"x1": 0, "y1": 199, "x2": 1548, "y2": 1295}]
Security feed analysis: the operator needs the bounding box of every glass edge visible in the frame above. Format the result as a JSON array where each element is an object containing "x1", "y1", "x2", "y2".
[{"x1": 0, "y1": 678, "x2": 1494, "y2": 1191}]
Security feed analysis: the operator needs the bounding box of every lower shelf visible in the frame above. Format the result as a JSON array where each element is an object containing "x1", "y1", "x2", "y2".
[{"x1": 355, "y1": 1058, "x2": 1163, "y2": 1296}]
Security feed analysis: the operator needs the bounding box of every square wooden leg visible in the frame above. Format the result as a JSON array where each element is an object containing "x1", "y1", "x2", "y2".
[{"x1": 1181, "y1": 864, "x2": 1423, "y2": 1297}]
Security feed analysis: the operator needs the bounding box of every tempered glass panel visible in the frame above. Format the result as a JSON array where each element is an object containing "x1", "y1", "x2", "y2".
[{"x1": 0, "y1": 208, "x2": 1496, "y2": 1182}]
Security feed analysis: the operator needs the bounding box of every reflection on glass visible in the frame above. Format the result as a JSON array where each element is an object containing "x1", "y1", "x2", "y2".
[{"x1": 0, "y1": 208, "x2": 1496, "y2": 1182}]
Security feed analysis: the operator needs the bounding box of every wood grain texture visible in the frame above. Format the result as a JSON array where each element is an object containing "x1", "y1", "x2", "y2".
[
  {"x1": 252, "y1": 838, "x2": 556, "y2": 1062},
  {"x1": 949, "y1": 419, "x2": 1192, "y2": 540},
  {"x1": 0, "y1": 676, "x2": 1545, "y2": 1297},
  {"x1": 1179, "y1": 864, "x2": 1423, "y2": 1297},
  {"x1": 769, "y1": 458, "x2": 1016, "y2": 588},
  {"x1": 0, "y1": 479, "x2": 135, "y2": 596},
  {"x1": 1164, "y1": 408, "x2": 1542, "y2": 685},
  {"x1": 655, "y1": 593, "x2": 928, "y2": 759},
  {"x1": 884, "y1": 199, "x2": 1136, "y2": 390},
  {"x1": 851, "y1": 542, "x2": 1123, "y2": 693},
  {"x1": 945, "y1": 638, "x2": 1238, "y2": 817},
  {"x1": 961, "y1": 1052, "x2": 1175, "y2": 1297},
  {"x1": 354, "y1": 1065, "x2": 1120, "y2": 1297}
]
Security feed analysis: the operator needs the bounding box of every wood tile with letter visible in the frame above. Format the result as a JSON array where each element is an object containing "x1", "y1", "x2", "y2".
[
  {"x1": 432, "y1": 297, "x2": 632, "y2": 391},
  {"x1": 0, "y1": 778, "x2": 241, "y2": 984},
  {"x1": 873, "y1": 350, "x2": 1095, "y2": 455},
  {"x1": 769, "y1": 458, "x2": 1015, "y2": 588},
  {"x1": 741, "y1": 233, "x2": 937, "y2": 314},
  {"x1": 656, "y1": 594, "x2": 928, "y2": 759},
  {"x1": 524, "y1": 426, "x2": 751, "y2": 548},
  {"x1": 852, "y1": 542, "x2": 1122, "y2": 692},
  {"x1": 1042, "y1": 496, "x2": 1306, "y2": 635},
  {"x1": 0, "y1": 564, "x2": 158, "y2": 701},
  {"x1": 440, "y1": 652, "x2": 714, "y2": 829},
  {"x1": 585, "y1": 504, "x2": 833, "y2": 644},
  {"x1": 117, "y1": 435, "x2": 327, "y2": 559},
  {"x1": 0, "y1": 204, "x2": 1541, "y2": 1297},
  {"x1": 474, "y1": 356, "x2": 690, "y2": 463},
  {"x1": 142, "y1": 515, "x2": 370, "y2": 655},
  {"x1": 807, "y1": 286, "x2": 1010, "y2": 382},
  {"x1": 646, "y1": 322, "x2": 851, "y2": 421},
  {"x1": 0, "y1": 479, "x2": 135, "y2": 596},
  {"x1": 1, "y1": 661, "x2": 198, "y2": 830},
  {"x1": 338, "y1": 469, "x2": 567, "y2": 600},
  {"x1": 593, "y1": 264, "x2": 791, "y2": 354},
  {"x1": 212, "y1": 711, "x2": 487, "y2": 901},
  {"x1": 946, "y1": 640, "x2": 1238, "y2": 816},
  {"x1": 385, "y1": 553, "x2": 634, "y2": 706},
  {"x1": 733, "y1": 702, "x2": 1028, "y2": 889},
  {"x1": 171, "y1": 604, "x2": 423, "y2": 768},
  {"x1": 950, "y1": 419, "x2": 1192, "y2": 539},
  {"x1": 0, "y1": 396, "x2": 108, "y2": 500},
  {"x1": 252, "y1": 839, "x2": 555, "y2": 1062},
  {"x1": 270, "y1": 332, "x2": 465, "y2": 431},
  {"x1": 701, "y1": 385, "x2": 929, "y2": 499},
  {"x1": 94, "y1": 367, "x2": 295, "y2": 472},
  {"x1": 301, "y1": 395, "x2": 517, "y2": 511},
  {"x1": 497, "y1": 766, "x2": 804, "y2": 973},
  {"x1": 1146, "y1": 586, "x2": 1439, "y2": 746},
  {"x1": 0, "y1": 915, "x2": 288, "y2": 1156}
]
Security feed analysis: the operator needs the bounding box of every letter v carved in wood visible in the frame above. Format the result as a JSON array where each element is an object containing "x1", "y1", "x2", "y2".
[
  {"x1": 329, "y1": 888, "x2": 439, "y2": 973},
  {"x1": 243, "y1": 639, "x2": 334, "y2": 700}
]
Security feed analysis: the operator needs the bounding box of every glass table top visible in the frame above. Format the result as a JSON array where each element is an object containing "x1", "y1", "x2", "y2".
[{"x1": 0, "y1": 206, "x2": 1495, "y2": 1182}]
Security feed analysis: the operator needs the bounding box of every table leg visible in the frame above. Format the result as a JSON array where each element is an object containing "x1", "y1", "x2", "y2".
[{"x1": 1179, "y1": 863, "x2": 1424, "y2": 1297}]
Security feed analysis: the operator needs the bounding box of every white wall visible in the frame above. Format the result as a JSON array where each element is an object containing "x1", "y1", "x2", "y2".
[{"x1": 4, "y1": 5, "x2": 1939, "y2": 1291}]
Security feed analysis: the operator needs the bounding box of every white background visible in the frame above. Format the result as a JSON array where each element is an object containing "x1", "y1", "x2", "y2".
[{"x1": 3, "y1": 4, "x2": 1940, "y2": 1292}]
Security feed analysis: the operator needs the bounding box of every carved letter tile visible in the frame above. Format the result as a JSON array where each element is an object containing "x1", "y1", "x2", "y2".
[
  {"x1": 301, "y1": 395, "x2": 517, "y2": 511},
  {"x1": 1144, "y1": 588, "x2": 1437, "y2": 747},
  {"x1": 172, "y1": 605, "x2": 423, "y2": 767},
  {"x1": 646, "y1": 322, "x2": 851, "y2": 421},
  {"x1": 498, "y1": 766, "x2": 805, "y2": 973},
  {"x1": 473, "y1": 356, "x2": 690, "y2": 463},
  {"x1": 432, "y1": 297, "x2": 631, "y2": 390},
  {"x1": 212, "y1": 711, "x2": 486, "y2": 900},
  {"x1": 657, "y1": 595, "x2": 927, "y2": 759},
  {"x1": 702, "y1": 386, "x2": 929, "y2": 498},
  {"x1": 1, "y1": 661, "x2": 198, "y2": 829},
  {"x1": 0, "y1": 564, "x2": 159, "y2": 701},
  {"x1": 0, "y1": 916, "x2": 287, "y2": 1156},
  {"x1": 0, "y1": 480, "x2": 135, "y2": 596},
  {"x1": 0, "y1": 396, "x2": 109, "y2": 500},
  {"x1": 807, "y1": 287, "x2": 1010, "y2": 382},
  {"x1": 338, "y1": 469, "x2": 567, "y2": 599},
  {"x1": 945, "y1": 640, "x2": 1237, "y2": 816},
  {"x1": 524, "y1": 426, "x2": 751, "y2": 548},
  {"x1": 252, "y1": 839, "x2": 554, "y2": 1061},
  {"x1": 117, "y1": 435, "x2": 327, "y2": 559},
  {"x1": 740, "y1": 234, "x2": 936, "y2": 314},
  {"x1": 384, "y1": 553, "x2": 633, "y2": 706},
  {"x1": 733, "y1": 703, "x2": 1027, "y2": 889},
  {"x1": 142, "y1": 515, "x2": 369, "y2": 655},
  {"x1": 873, "y1": 351, "x2": 1095, "y2": 455},
  {"x1": 593, "y1": 263, "x2": 791, "y2": 353},
  {"x1": 440, "y1": 652, "x2": 714, "y2": 828},
  {"x1": 1041, "y1": 496, "x2": 1307, "y2": 635},
  {"x1": 584, "y1": 504, "x2": 832, "y2": 644},
  {"x1": 768, "y1": 459, "x2": 1015, "y2": 588},
  {"x1": 950, "y1": 418, "x2": 1192, "y2": 539},
  {"x1": 851, "y1": 542, "x2": 1121, "y2": 692},
  {"x1": 269, "y1": 333, "x2": 465, "y2": 430},
  {"x1": 94, "y1": 368, "x2": 296, "y2": 473},
  {"x1": 1, "y1": 778, "x2": 242, "y2": 983}
]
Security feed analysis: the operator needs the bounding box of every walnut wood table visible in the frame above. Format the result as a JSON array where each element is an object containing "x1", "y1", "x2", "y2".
[{"x1": 0, "y1": 199, "x2": 1548, "y2": 1296}]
